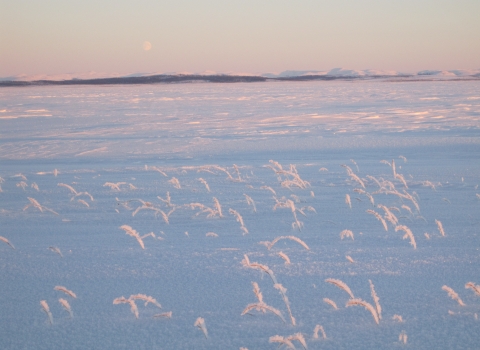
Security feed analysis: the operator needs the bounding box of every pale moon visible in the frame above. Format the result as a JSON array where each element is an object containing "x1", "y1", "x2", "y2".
[{"x1": 143, "y1": 41, "x2": 152, "y2": 51}]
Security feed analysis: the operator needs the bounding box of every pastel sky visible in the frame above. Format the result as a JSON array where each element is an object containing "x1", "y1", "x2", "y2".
[{"x1": 1, "y1": 0, "x2": 479, "y2": 76}]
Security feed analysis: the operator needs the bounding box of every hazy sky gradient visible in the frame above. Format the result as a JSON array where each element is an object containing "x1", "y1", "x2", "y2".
[{"x1": 1, "y1": 0, "x2": 479, "y2": 76}]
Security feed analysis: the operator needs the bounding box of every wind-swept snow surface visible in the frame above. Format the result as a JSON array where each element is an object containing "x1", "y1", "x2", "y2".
[{"x1": 0, "y1": 80, "x2": 479, "y2": 349}]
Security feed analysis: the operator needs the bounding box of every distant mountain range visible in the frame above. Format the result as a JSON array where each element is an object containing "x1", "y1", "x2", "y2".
[{"x1": 1, "y1": 68, "x2": 479, "y2": 87}]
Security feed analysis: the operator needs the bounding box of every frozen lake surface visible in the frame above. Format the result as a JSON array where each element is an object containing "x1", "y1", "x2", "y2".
[{"x1": 1, "y1": 80, "x2": 480, "y2": 349}]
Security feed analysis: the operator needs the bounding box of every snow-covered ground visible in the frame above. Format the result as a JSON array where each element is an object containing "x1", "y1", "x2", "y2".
[{"x1": 0, "y1": 80, "x2": 479, "y2": 349}]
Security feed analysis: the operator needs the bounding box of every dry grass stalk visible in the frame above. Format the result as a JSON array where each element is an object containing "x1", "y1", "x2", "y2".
[
  {"x1": 323, "y1": 298, "x2": 338, "y2": 310},
  {"x1": 366, "y1": 210, "x2": 388, "y2": 231},
  {"x1": 213, "y1": 197, "x2": 223, "y2": 217},
  {"x1": 401, "y1": 205, "x2": 413, "y2": 215},
  {"x1": 346, "y1": 255, "x2": 355, "y2": 263},
  {"x1": 263, "y1": 236, "x2": 310, "y2": 251},
  {"x1": 278, "y1": 252, "x2": 291, "y2": 265},
  {"x1": 153, "y1": 311, "x2": 172, "y2": 319},
  {"x1": 24, "y1": 197, "x2": 59, "y2": 215},
  {"x1": 377, "y1": 204, "x2": 399, "y2": 226},
  {"x1": 369, "y1": 280, "x2": 382, "y2": 320},
  {"x1": 113, "y1": 296, "x2": 139, "y2": 319},
  {"x1": 149, "y1": 165, "x2": 167, "y2": 177},
  {"x1": 31, "y1": 182, "x2": 39, "y2": 191},
  {"x1": 342, "y1": 165, "x2": 365, "y2": 188},
  {"x1": 399, "y1": 331, "x2": 407, "y2": 344},
  {"x1": 465, "y1": 282, "x2": 480, "y2": 296},
  {"x1": 13, "y1": 173, "x2": 27, "y2": 181},
  {"x1": 250, "y1": 282, "x2": 262, "y2": 303},
  {"x1": 194, "y1": 317, "x2": 208, "y2": 338},
  {"x1": 313, "y1": 325, "x2": 327, "y2": 339},
  {"x1": 345, "y1": 194, "x2": 352, "y2": 209},
  {"x1": 130, "y1": 294, "x2": 161, "y2": 308},
  {"x1": 340, "y1": 229, "x2": 354, "y2": 241},
  {"x1": 274, "y1": 283, "x2": 296, "y2": 326},
  {"x1": 424, "y1": 233, "x2": 431, "y2": 239},
  {"x1": 395, "y1": 173, "x2": 408, "y2": 188},
  {"x1": 364, "y1": 192, "x2": 375, "y2": 206},
  {"x1": 232, "y1": 164, "x2": 243, "y2": 181},
  {"x1": 206, "y1": 232, "x2": 218, "y2": 237},
  {"x1": 422, "y1": 180, "x2": 437, "y2": 191},
  {"x1": 351, "y1": 158, "x2": 359, "y2": 172},
  {"x1": 242, "y1": 302, "x2": 285, "y2": 323},
  {"x1": 442, "y1": 285, "x2": 465, "y2": 306},
  {"x1": 244, "y1": 194, "x2": 256, "y2": 212},
  {"x1": 288, "y1": 333, "x2": 307, "y2": 349},
  {"x1": 78, "y1": 199, "x2": 89, "y2": 207},
  {"x1": 395, "y1": 225, "x2": 417, "y2": 249},
  {"x1": 241, "y1": 255, "x2": 278, "y2": 284},
  {"x1": 59, "y1": 182, "x2": 78, "y2": 194},
  {"x1": 198, "y1": 178, "x2": 210, "y2": 192},
  {"x1": 120, "y1": 225, "x2": 155, "y2": 249},
  {"x1": 168, "y1": 177, "x2": 181, "y2": 189},
  {"x1": 16, "y1": 181, "x2": 28, "y2": 190},
  {"x1": 103, "y1": 182, "x2": 126, "y2": 191},
  {"x1": 269, "y1": 335, "x2": 295, "y2": 349},
  {"x1": 54, "y1": 286, "x2": 77, "y2": 298},
  {"x1": 157, "y1": 192, "x2": 172, "y2": 206},
  {"x1": 0, "y1": 236, "x2": 15, "y2": 249},
  {"x1": 229, "y1": 208, "x2": 246, "y2": 230},
  {"x1": 325, "y1": 278, "x2": 355, "y2": 298},
  {"x1": 346, "y1": 298, "x2": 380, "y2": 324},
  {"x1": 260, "y1": 185, "x2": 276, "y2": 195},
  {"x1": 392, "y1": 314, "x2": 404, "y2": 322},
  {"x1": 435, "y1": 219, "x2": 445, "y2": 237},
  {"x1": 40, "y1": 300, "x2": 53, "y2": 325},
  {"x1": 48, "y1": 246, "x2": 63, "y2": 258},
  {"x1": 59, "y1": 298, "x2": 73, "y2": 318}
]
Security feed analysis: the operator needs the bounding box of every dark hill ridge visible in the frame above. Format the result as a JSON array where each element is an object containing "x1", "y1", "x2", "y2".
[
  {"x1": 0, "y1": 73, "x2": 421, "y2": 87},
  {"x1": 2, "y1": 72, "x2": 479, "y2": 87}
]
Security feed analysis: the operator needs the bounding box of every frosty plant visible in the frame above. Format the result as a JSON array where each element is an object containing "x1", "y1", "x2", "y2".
[
  {"x1": 242, "y1": 255, "x2": 296, "y2": 325},
  {"x1": 113, "y1": 294, "x2": 162, "y2": 319},
  {"x1": 48, "y1": 246, "x2": 63, "y2": 257},
  {"x1": 269, "y1": 333, "x2": 307, "y2": 350},
  {"x1": 339, "y1": 229, "x2": 354, "y2": 241},
  {"x1": 40, "y1": 300, "x2": 53, "y2": 325},
  {"x1": 229, "y1": 208, "x2": 248, "y2": 235},
  {"x1": 23, "y1": 197, "x2": 58, "y2": 215},
  {"x1": 435, "y1": 219, "x2": 446, "y2": 237},
  {"x1": 465, "y1": 282, "x2": 480, "y2": 296},
  {"x1": 194, "y1": 317, "x2": 208, "y2": 338},
  {"x1": 346, "y1": 298, "x2": 380, "y2": 325},
  {"x1": 323, "y1": 298, "x2": 338, "y2": 310},
  {"x1": 395, "y1": 225, "x2": 417, "y2": 249},
  {"x1": 260, "y1": 235, "x2": 309, "y2": 251},
  {"x1": 54, "y1": 286, "x2": 77, "y2": 298},
  {"x1": 442, "y1": 285, "x2": 465, "y2": 306},
  {"x1": 345, "y1": 194, "x2": 352, "y2": 209},
  {"x1": 325, "y1": 278, "x2": 355, "y2": 299},
  {"x1": 59, "y1": 298, "x2": 73, "y2": 318},
  {"x1": 119, "y1": 225, "x2": 156, "y2": 249},
  {"x1": 366, "y1": 209, "x2": 388, "y2": 231},
  {"x1": 0, "y1": 236, "x2": 15, "y2": 249},
  {"x1": 241, "y1": 282, "x2": 285, "y2": 323},
  {"x1": 313, "y1": 325, "x2": 327, "y2": 340}
]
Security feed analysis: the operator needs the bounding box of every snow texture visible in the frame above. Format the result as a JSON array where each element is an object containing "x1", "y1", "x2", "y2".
[{"x1": 0, "y1": 80, "x2": 480, "y2": 349}]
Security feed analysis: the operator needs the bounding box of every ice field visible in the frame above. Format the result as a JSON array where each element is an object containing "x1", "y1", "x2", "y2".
[{"x1": 1, "y1": 80, "x2": 480, "y2": 349}]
